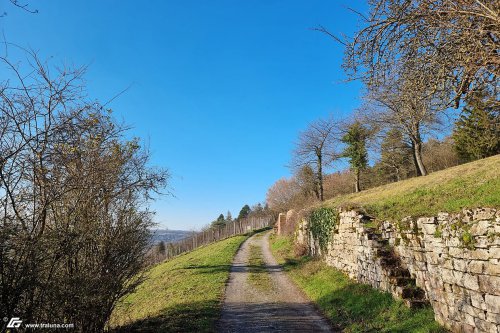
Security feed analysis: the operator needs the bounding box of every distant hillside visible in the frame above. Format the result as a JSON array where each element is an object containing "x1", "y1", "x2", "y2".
[{"x1": 150, "y1": 229, "x2": 192, "y2": 244}]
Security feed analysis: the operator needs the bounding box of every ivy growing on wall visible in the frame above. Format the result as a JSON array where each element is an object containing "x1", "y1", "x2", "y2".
[{"x1": 308, "y1": 207, "x2": 338, "y2": 251}]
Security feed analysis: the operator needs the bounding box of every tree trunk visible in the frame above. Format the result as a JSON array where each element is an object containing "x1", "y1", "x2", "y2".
[
  {"x1": 411, "y1": 139, "x2": 427, "y2": 176},
  {"x1": 354, "y1": 168, "x2": 360, "y2": 192},
  {"x1": 317, "y1": 153, "x2": 324, "y2": 201},
  {"x1": 411, "y1": 141, "x2": 422, "y2": 176}
]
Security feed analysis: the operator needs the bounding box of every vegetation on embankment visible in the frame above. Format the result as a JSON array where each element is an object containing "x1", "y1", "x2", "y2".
[
  {"x1": 323, "y1": 154, "x2": 500, "y2": 222},
  {"x1": 109, "y1": 235, "x2": 248, "y2": 332},
  {"x1": 270, "y1": 235, "x2": 446, "y2": 333}
]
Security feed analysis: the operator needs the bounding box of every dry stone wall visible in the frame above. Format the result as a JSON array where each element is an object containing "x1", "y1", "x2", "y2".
[{"x1": 296, "y1": 207, "x2": 500, "y2": 333}]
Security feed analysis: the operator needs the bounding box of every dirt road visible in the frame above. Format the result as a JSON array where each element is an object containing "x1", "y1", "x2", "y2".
[{"x1": 217, "y1": 231, "x2": 334, "y2": 332}]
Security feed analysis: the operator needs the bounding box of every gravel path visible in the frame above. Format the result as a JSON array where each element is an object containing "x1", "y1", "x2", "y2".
[{"x1": 217, "y1": 231, "x2": 334, "y2": 333}]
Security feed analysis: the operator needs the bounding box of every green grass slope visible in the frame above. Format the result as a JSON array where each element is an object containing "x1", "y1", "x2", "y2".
[
  {"x1": 109, "y1": 235, "x2": 247, "y2": 332},
  {"x1": 270, "y1": 235, "x2": 446, "y2": 333},
  {"x1": 324, "y1": 154, "x2": 500, "y2": 221}
]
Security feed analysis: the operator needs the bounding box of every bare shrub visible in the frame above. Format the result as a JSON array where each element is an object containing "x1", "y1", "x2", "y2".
[
  {"x1": 0, "y1": 50, "x2": 168, "y2": 332},
  {"x1": 323, "y1": 170, "x2": 354, "y2": 200},
  {"x1": 422, "y1": 137, "x2": 461, "y2": 173},
  {"x1": 293, "y1": 242, "x2": 308, "y2": 257}
]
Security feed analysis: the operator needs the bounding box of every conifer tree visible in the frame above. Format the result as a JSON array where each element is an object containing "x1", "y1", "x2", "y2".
[
  {"x1": 380, "y1": 128, "x2": 413, "y2": 182},
  {"x1": 237, "y1": 204, "x2": 251, "y2": 220},
  {"x1": 452, "y1": 92, "x2": 500, "y2": 161},
  {"x1": 342, "y1": 121, "x2": 369, "y2": 192}
]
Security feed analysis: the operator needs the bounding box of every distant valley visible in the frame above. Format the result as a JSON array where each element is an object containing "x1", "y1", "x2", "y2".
[{"x1": 150, "y1": 229, "x2": 192, "y2": 244}]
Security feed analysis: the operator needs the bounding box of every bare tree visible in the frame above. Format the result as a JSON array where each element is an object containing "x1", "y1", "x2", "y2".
[
  {"x1": 291, "y1": 116, "x2": 339, "y2": 201},
  {"x1": 422, "y1": 137, "x2": 461, "y2": 173},
  {"x1": 323, "y1": 0, "x2": 500, "y2": 108},
  {"x1": 1, "y1": 0, "x2": 38, "y2": 17},
  {"x1": 361, "y1": 64, "x2": 450, "y2": 176}
]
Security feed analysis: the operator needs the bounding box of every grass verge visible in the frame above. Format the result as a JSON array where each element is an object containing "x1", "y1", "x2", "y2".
[
  {"x1": 270, "y1": 234, "x2": 447, "y2": 333},
  {"x1": 324, "y1": 154, "x2": 500, "y2": 222},
  {"x1": 247, "y1": 241, "x2": 273, "y2": 291},
  {"x1": 109, "y1": 235, "x2": 248, "y2": 332}
]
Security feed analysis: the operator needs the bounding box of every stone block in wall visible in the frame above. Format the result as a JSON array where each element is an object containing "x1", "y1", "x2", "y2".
[
  {"x1": 462, "y1": 209, "x2": 475, "y2": 222},
  {"x1": 454, "y1": 258, "x2": 469, "y2": 272},
  {"x1": 442, "y1": 268, "x2": 455, "y2": 284},
  {"x1": 474, "y1": 317, "x2": 497, "y2": 333},
  {"x1": 449, "y1": 247, "x2": 465, "y2": 259},
  {"x1": 489, "y1": 235, "x2": 500, "y2": 249},
  {"x1": 486, "y1": 312, "x2": 500, "y2": 325},
  {"x1": 470, "y1": 220, "x2": 492, "y2": 236},
  {"x1": 479, "y1": 275, "x2": 500, "y2": 295},
  {"x1": 454, "y1": 272, "x2": 480, "y2": 291},
  {"x1": 460, "y1": 323, "x2": 476, "y2": 333},
  {"x1": 424, "y1": 252, "x2": 445, "y2": 265},
  {"x1": 442, "y1": 258, "x2": 454, "y2": 269},
  {"x1": 462, "y1": 303, "x2": 486, "y2": 320},
  {"x1": 444, "y1": 291, "x2": 463, "y2": 307},
  {"x1": 421, "y1": 220, "x2": 437, "y2": 235},
  {"x1": 449, "y1": 305, "x2": 467, "y2": 321},
  {"x1": 476, "y1": 236, "x2": 492, "y2": 248},
  {"x1": 491, "y1": 247, "x2": 500, "y2": 260},
  {"x1": 469, "y1": 260, "x2": 485, "y2": 274},
  {"x1": 470, "y1": 291, "x2": 487, "y2": 311},
  {"x1": 412, "y1": 250, "x2": 425, "y2": 262},
  {"x1": 446, "y1": 321, "x2": 465, "y2": 333},
  {"x1": 473, "y1": 208, "x2": 496, "y2": 221},
  {"x1": 438, "y1": 212, "x2": 450, "y2": 221},
  {"x1": 463, "y1": 311, "x2": 478, "y2": 327},
  {"x1": 485, "y1": 261, "x2": 500, "y2": 276},
  {"x1": 485, "y1": 294, "x2": 500, "y2": 314},
  {"x1": 470, "y1": 248, "x2": 492, "y2": 260}
]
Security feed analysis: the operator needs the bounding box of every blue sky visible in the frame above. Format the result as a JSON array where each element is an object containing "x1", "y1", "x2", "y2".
[{"x1": 2, "y1": 1, "x2": 366, "y2": 230}]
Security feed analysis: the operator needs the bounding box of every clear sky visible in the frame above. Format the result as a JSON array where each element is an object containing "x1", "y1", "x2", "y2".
[{"x1": 2, "y1": 1, "x2": 366, "y2": 230}]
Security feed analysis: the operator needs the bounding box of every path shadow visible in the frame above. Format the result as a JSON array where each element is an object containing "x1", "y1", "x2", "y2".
[
  {"x1": 110, "y1": 300, "x2": 219, "y2": 333},
  {"x1": 218, "y1": 301, "x2": 333, "y2": 333},
  {"x1": 179, "y1": 263, "x2": 283, "y2": 274}
]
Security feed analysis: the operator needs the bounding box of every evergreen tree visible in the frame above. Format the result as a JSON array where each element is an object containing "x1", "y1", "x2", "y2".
[
  {"x1": 237, "y1": 204, "x2": 251, "y2": 220},
  {"x1": 452, "y1": 92, "x2": 500, "y2": 161},
  {"x1": 341, "y1": 121, "x2": 369, "y2": 192},
  {"x1": 157, "y1": 241, "x2": 166, "y2": 256},
  {"x1": 379, "y1": 128, "x2": 413, "y2": 182},
  {"x1": 211, "y1": 213, "x2": 226, "y2": 228},
  {"x1": 226, "y1": 211, "x2": 233, "y2": 223}
]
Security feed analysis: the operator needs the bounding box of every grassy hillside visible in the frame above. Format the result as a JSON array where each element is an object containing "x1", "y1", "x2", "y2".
[
  {"x1": 324, "y1": 154, "x2": 500, "y2": 221},
  {"x1": 270, "y1": 235, "x2": 446, "y2": 332},
  {"x1": 109, "y1": 235, "x2": 248, "y2": 332}
]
